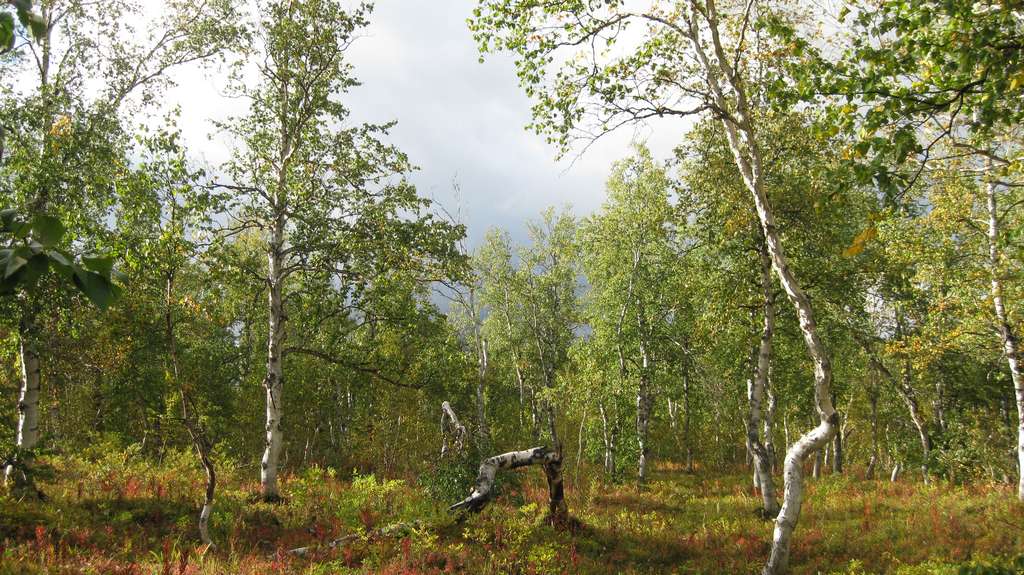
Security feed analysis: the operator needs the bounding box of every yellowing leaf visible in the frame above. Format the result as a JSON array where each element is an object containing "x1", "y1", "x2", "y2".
[{"x1": 843, "y1": 226, "x2": 877, "y2": 257}]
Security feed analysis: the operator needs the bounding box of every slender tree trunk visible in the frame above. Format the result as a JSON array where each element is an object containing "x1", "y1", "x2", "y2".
[
  {"x1": 166, "y1": 273, "x2": 216, "y2": 546},
  {"x1": 899, "y1": 358, "x2": 931, "y2": 484},
  {"x1": 4, "y1": 321, "x2": 41, "y2": 486},
  {"x1": 832, "y1": 416, "x2": 843, "y2": 474},
  {"x1": 599, "y1": 403, "x2": 616, "y2": 478},
  {"x1": 476, "y1": 336, "x2": 490, "y2": 443},
  {"x1": 867, "y1": 372, "x2": 879, "y2": 480},
  {"x1": 500, "y1": 286, "x2": 528, "y2": 429},
  {"x1": 262, "y1": 226, "x2": 286, "y2": 500},
  {"x1": 636, "y1": 345, "x2": 653, "y2": 483},
  {"x1": 746, "y1": 241, "x2": 779, "y2": 516},
  {"x1": 985, "y1": 169, "x2": 1024, "y2": 500},
  {"x1": 765, "y1": 383, "x2": 777, "y2": 474},
  {"x1": 684, "y1": 371, "x2": 693, "y2": 472}
]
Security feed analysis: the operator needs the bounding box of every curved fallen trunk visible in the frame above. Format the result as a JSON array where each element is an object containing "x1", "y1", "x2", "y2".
[{"x1": 450, "y1": 446, "x2": 567, "y2": 523}]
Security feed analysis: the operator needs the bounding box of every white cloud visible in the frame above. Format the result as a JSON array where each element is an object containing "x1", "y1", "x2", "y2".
[{"x1": 157, "y1": 0, "x2": 690, "y2": 247}]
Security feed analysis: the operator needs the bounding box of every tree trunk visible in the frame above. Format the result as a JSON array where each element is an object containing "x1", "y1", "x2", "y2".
[
  {"x1": 500, "y1": 286, "x2": 528, "y2": 430},
  {"x1": 832, "y1": 414, "x2": 843, "y2": 474},
  {"x1": 636, "y1": 350, "x2": 652, "y2": 483},
  {"x1": 4, "y1": 320, "x2": 42, "y2": 487},
  {"x1": 440, "y1": 401, "x2": 467, "y2": 457},
  {"x1": 261, "y1": 233, "x2": 286, "y2": 500},
  {"x1": 899, "y1": 359, "x2": 931, "y2": 484},
  {"x1": 890, "y1": 462, "x2": 902, "y2": 482},
  {"x1": 470, "y1": 288, "x2": 491, "y2": 444},
  {"x1": 599, "y1": 403, "x2": 617, "y2": 478},
  {"x1": 476, "y1": 337, "x2": 490, "y2": 443},
  {"x1": 867, "y1": 367, "x2": 879, "y2": 480},
  {"x1": 165, "y1": 273, "x2": 217, "y2": 547},
  {"x1": 985, "y1": 169, "x2": 1024, "y2": 500},
  {"x1": 450, "y1": 446, "x2": 568, "y2": 523},
  {"x1": 765, "y1": 383, "x2": 777, "y2": 474},
  {"x1": 6, "y1": 7, "x2": 51, "y2": 487},
  {"x1": 684, "y1": 371, "x2": 694, "y2": 472},
  {"x1": 746, "y1": 241, "x2": 780, "y2": 516}
]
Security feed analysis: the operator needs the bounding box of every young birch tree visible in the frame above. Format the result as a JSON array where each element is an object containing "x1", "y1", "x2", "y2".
[
  {"x1": 219, "y1": 0, "x2": 463, "y2": 500},
  {"x1": 580, "y1": 145, "x2": 677, "y2": 483}
]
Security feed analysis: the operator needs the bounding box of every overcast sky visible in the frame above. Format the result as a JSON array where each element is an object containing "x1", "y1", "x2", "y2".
[{"x1": 162, "y1": 0, "x2": 690, "y2": 249}]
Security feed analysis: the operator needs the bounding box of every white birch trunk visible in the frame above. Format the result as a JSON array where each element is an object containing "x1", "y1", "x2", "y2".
[
  {"x1": 261, "y1": 230, "x2": 286, "y2": 500},
  {"x1": 636, "y1": 346, "x2": 652, "y2": 483},
  {"x1": 985, "y1": 169, "x2": 1024, "y2": 500},
  {"x1": 7, "y1": 8, "x2": 51, "y2": 488},
  {"x1": 599, "y1": 403, "x2": 617, "y2": 477},
  {"x1": 765, "y1": 384, "x2": 777, "y2": 474},
  {"x1": 476, "y1": 336, "x2": 490, "y2": 442},
  {"x1": 4, "y1": 324, "x2": 41, "y2": 485},
  {"x1": 746, "y1": 242, "x2": 779, "y2": 516}
]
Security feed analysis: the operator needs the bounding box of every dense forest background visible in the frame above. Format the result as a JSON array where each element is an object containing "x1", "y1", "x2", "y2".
[{"x1": 2, "y1": 0, "x2": 1024, "y2": 574}]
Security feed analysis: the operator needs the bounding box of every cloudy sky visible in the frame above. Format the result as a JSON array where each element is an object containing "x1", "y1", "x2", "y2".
[{"x1": 163, "y1": 0, "x2": 690, "y2": 249}]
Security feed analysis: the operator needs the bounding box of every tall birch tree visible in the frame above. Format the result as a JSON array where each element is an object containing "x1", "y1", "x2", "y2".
[{"x1": 218, "y1": 0, "x2": 463, "y2": 500}]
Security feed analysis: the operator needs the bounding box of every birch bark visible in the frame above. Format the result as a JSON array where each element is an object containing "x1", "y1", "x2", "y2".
[{"x1": 984, "y1": 166, "x2": 1024, "y2": 500}]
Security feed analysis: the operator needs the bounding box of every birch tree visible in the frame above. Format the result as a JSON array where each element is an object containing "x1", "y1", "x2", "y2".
[
  {"x1": 580, "y1": 145, "x2": 678, "y2": 483},
  {"x1": 218, "y1": 0, "x2": 463, "y2": 500},
  {"x1": 0, "y1": 0, "x2": 240, "y2": 488}
]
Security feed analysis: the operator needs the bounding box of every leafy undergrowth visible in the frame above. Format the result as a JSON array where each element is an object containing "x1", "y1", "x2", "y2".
[{"x1": 1, "y1": 449, "x2": 1022, "y2": 574}]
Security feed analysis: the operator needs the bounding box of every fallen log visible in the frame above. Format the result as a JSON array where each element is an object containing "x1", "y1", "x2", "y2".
[{"x1": 450, "y1": 446, "x2": 567, "y2": 523}]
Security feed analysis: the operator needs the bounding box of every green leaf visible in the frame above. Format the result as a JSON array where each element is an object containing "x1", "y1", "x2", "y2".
[
  {"x1": 82, "y1": 255, "x2": 114, "y2": 277},
  {"x1": 15, "y1": 5, "x2": 45, "y2": 40},
  {"x1": 73, "y1": 267, "x2": 116, "y2": 310},
  {"x1": 45, "y1": 249, "x2": 73, "y2": 277},
  {"x1": 0, "y1": 208, "x2": 18, "y2": 232},
  {"x1": 0, "y1": 13, "x2": 14, "y2": 52},
  {"x1": 19, "y1": 253, "x2": 49, "y2": 287},
  {"x1": 4, "y1": 245, "x2": 31, "y2": 278},
  {"x1": 31, "y1": 215, "x2": 64, "y2": 247}
]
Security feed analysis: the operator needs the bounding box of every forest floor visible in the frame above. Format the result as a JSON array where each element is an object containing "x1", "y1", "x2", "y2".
[{"x1": 1, "y1": 449, "x2": 1023, "y2": 575}]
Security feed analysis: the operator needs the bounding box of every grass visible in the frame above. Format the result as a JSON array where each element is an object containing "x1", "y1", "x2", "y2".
[{"x1": 1, "y1": 450, "x2": 1022, "y2": 574}]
